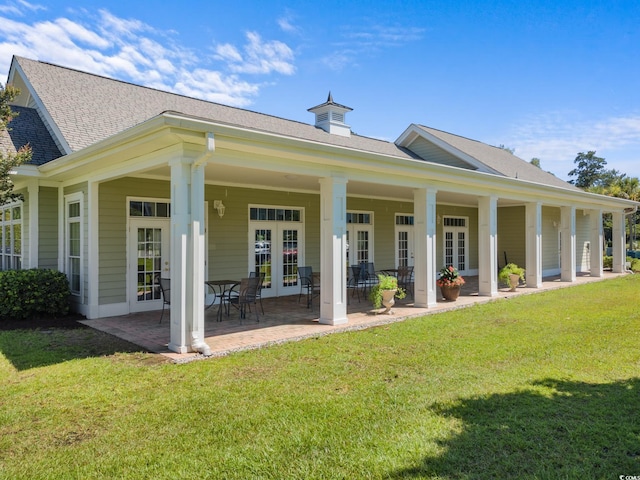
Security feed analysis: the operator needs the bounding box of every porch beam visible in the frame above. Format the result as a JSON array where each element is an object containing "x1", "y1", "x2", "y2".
[
  {"x1": 560, "y1": 206, "x2": 576, "y2": 282},
  {"x1": 589, "y1": 209, "x2": 604, "y2": 277},
  {"x1": 413, "y1": 188, "x2": 437, "y2": 308},
  {"x1": 525, "y1": 202, "x2": 543, "y2": 288},
  {"x1": 319, "y1": 176, "x2": 348, "y2": 325},
  {"x1": 478, "y1": 195, "x2": 498, "y2": 296},
  {"x1": 611, "y1": 210, "x2": 626, "y2": 273}
]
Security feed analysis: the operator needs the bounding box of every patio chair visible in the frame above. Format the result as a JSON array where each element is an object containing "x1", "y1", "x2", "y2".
[
  {"x1": 348, "y1": 264, "x2": 362, "y2": 302},
  {"x1": 359, "y1": 261, "x2": 378, "y2": 294},
  {"x1": 298, "y1": 266, "x2": 320, "y2": 308},
  {"x1": 249, "y1": 271, "x2": 266, "y2": 314},
  {"x1": 227, "y1": 276, "x2": 261, "y2": 323},
  {"x1": 397, "y1": 265, "x2": 414, "y2": 298},
  {"x1": 157, "y1": 277, "x2": 171, "y2": 324}
]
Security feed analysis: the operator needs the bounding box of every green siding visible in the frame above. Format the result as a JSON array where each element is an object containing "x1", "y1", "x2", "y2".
[
  {"x1": 38, "y1": 187, "x2": 58, "y2": 269},
  {"x1": 99, "y1": 178, "x2": 169, "y2": 305},
  {"x1": 497, "y1": 206, "x2": 526, "y2": 268},
  {"x1": 542, "y1": 207, "x2": 560, "y2": 271},
  {"x1": 408, "y1": 137, "x2": 475, "y2": 169}
]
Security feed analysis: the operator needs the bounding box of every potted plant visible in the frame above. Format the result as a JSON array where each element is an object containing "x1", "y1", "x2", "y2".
[
  {"x1": 498, "y1": 263, "x2": 525, "y2": 291},
  {"x1": 437, "y1": 265, "x2": 465, "y2": 301},
  {"x1": 369, "y1": 274, "x2": 406, "y2": 314}
]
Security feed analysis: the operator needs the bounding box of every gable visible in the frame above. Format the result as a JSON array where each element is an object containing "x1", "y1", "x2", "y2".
[{"x1": 404, "y1": 135, "x2": 479, "y2": 170}]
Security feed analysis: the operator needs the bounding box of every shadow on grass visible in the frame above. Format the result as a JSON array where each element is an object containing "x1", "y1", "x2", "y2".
[
  {"x1": 0, "y1": 323, "x2": 148, "y2": 370},
  {"x1": 393, "y1": 378, "x2": 640, "y2": 479}
]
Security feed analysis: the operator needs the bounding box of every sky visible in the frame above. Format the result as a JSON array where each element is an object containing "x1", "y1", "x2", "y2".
[{"x1": 0, "y1": 0, "x2": 639, "y2": 181}]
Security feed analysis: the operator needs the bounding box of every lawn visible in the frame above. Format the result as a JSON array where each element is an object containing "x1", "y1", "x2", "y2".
[{"x1": 1, "y1": 275, "x2": 639, "y2": 479}]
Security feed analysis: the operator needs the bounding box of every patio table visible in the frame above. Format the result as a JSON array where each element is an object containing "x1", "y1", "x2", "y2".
[{"x1": 206, "y1": 280, "x2": 240, "y2": 321}]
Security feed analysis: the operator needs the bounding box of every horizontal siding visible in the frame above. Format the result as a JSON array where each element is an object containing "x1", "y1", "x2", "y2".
[
  {"x1": 99, "y1": 178, "x2": 169, "y2": 305},
  {"x1": 542, "y1": 207, "x2": 560, "y2": 272},
  {"x1": 38, "y1": 186, "x2": 58, "y2": 269},
  {"x1": 575, "y1": 210, "x2": 590, "y2": 272},
  {"x1": 408, "y1": 137, "x2": 475, "y2": 169},
  {"x1": 497, "y1": 206, "x2": 526, "y2": 268}
]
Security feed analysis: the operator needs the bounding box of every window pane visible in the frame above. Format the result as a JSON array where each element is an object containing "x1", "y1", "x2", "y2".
[
  {"x1": 13, "y1": 224, "x2": 21, "y2": 254},
  {"x1": 68, "y1": 202, "x2": 80, "y2": 218}
]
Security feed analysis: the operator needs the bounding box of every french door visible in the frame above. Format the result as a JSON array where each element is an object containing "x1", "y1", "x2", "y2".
[
  {"x1": 442, "y1": 216, "x2": 468, "y2": 273},
  {"x1": 250, "y1": 222, "x2": 302, "y2": 298},
  {"x1": 128, "y1": 218, "x2": 170, "y2": 312},
  {"x1": 346, "y1": 211, "x2": 374, "y2": 267},
  {"x1": 395, "y1": 214, "x2": 415, "y2": 268}
]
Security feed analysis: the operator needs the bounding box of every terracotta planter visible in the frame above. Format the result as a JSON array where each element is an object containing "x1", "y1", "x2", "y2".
[
  {"x1": 381, "y1": 289, "x2": 397, "y2": 314},
  {"x1": 440, "y1": 284, "x2": 461, "y2": 301}
]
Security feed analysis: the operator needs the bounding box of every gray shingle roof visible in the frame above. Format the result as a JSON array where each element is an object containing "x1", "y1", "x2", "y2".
[
  {"x1": 415, "y1": 125, "x2": 577, "y2": 190},
  {"x1": 0, "y1": 105, "x2": 63, "y2": 165},
  {"x1": 14, "y1": 56, "x2": 418, "y2": 160}
]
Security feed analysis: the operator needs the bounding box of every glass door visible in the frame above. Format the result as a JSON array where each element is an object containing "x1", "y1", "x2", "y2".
[
  {"x1": 129, "y1": 219, "x2": 170, "y2": 312},
  {"x1": 442, "y1": 216, "x2": 468, "y2": 273}
]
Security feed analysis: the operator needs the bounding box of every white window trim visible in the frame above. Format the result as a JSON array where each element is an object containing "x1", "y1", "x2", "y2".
[
  {"x1": 65, "y1": 192, "x2": 83, "y2": 297},
  {"x1": 0, "y1": 200, "x2": 23, "y2": 270}
]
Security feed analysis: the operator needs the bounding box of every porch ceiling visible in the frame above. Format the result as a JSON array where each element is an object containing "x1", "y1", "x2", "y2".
[{"x1": 140, "y1": 162, "x2": 522, "y2": 207}]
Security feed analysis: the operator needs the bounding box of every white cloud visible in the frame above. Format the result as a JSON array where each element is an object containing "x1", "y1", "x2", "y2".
[
  {"x1": 216, "y1": 31, "x2": 295, "y2": 75},
  {"x1": 277, "y1": 11, "x2": 300, "y2": 34},
  {"x1": 502, "y1": 112, "x2": 640, "y2": 178},
  {"x1": 0, "y1": 7, "x2": 295, "y2": 107}
]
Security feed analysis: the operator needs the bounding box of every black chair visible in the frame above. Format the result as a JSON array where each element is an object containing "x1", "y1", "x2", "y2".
[
  {"x1": 298, "y1": 266, "x2": 320, "y2": 308},
  {"x1": 397, "y1": 265, "x2": 414, "y2": 298},
  {"x1": 157, "y1": 277, "x2": 171, "y2": 324},
  {"x1": 227, "y1": 277, "x2": 261, "y2": 322},
  {"x1": 348, "y1": 264, "x2": 362, "y2": 302},
  {"x1": 359, "y1": 261, "x2": 378, "y2": 294},
  {"x1": 249, "y1": 271, "x2": 266, "y2": 314}
]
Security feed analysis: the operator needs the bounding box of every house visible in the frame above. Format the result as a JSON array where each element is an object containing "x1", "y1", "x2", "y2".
[{"x1": 2, "y1": 55, "x2": 637, "y2": 355}]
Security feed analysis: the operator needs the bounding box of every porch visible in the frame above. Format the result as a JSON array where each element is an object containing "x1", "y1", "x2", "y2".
[{"x1": 80, "y1": 272, "x2": 626, "y2": 362}]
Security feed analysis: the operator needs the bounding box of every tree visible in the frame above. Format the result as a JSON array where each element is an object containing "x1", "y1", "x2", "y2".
[
  {"x1": 567, "y1": 151, "x2": 607, "y2": 188},
  {"x1": 498, "y1": 144, "x2": 515, "y2": 154},
  {"x1": 530, "y1": 158, "x2": 541, "y2": 168},
  {"x1": 0, "y1": 84, "x2": 31, "y2": 205}
]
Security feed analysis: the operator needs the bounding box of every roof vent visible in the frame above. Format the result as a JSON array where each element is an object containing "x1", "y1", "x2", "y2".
[{"x1": 307, "y1": 92, "x2": 353, "y2": 137}]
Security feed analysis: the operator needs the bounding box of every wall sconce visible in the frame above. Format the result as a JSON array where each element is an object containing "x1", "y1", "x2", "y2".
[
  {"x1": 436, "y1": 215, "x2": 441, "y2": 225},
  {"x1": 214, "y1": 200, "x2": 225, "y2": 218},
  {"x1": 552, "y1": 221, "x2": 558, "y2": 228}
]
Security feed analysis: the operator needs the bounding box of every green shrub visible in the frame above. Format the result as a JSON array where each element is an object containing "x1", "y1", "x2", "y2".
[
  {"x1": 631, "y1": 258, "x2": 640, "y2": 273},
  {"x1": 603, "y1": 256, "x2": 613, "y2": 269},
  {"x1": 0, "y1": 269, "x2": 70, "y2": 320}
]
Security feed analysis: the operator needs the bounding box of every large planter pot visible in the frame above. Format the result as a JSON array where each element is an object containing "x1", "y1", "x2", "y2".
[
  {"x1": 440, "y1": 284, "x2": 461, "y2": 301},
  {"x1": 381, "y1": 289, "x2": 397, "y2": 314},
  {"x1": 508, "y1": 273, "x2": 520, "y2": 292}
]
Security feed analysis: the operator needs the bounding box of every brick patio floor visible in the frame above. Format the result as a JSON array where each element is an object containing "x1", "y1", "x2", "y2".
[{"x1": 80, "y1": 272, "x2": 627, "y2": 363}]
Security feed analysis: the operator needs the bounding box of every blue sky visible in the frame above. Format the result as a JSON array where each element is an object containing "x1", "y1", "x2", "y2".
[{"x1": 1, "y1": 0, "x2": 639, "y2": 181}]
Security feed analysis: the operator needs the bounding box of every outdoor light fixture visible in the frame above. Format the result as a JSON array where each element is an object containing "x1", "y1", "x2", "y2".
[{"x1": 214, "y1": 200, "x2": 226, "y2": 218}]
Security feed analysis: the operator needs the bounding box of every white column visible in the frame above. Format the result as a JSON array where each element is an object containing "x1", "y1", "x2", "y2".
[
  {"x1": 589, "y1": 209, "x2": 604, "y2": 277},
  {"x1": 525, "y1": 202, "x2": 543, "y2": 288},
  {"x1": 560, "y1": 206, "x2": 576, "y2": 282},
  {"x1": 413, "y1": 188, "x2": 437, "y2": 308},
  {"x1": 319, "y1": 176, "x2": 348, "y2": 325},
  {"x1": 27, "y1": 180, "x2": 39, "y2": 268},
  {"x1": 478, "y1": 196, "x2": 498, "y2": 296},
  {"x1": 611, "y1": 210, "x2": 626, "y2": 273},
  {"x1": 87, "y1": 181, "x2": 100, "y2": 317},
  {"x1": 168, "y1": 157, "x2": 192, "y2": 354},
  {"x1": 189, "y1": 163, "x2": 210, "y2": 355}
]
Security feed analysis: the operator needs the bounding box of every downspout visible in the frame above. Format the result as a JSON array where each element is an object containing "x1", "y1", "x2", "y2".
[{"x1": 190, "y1": 132, "x2": 215, "y2": 356}]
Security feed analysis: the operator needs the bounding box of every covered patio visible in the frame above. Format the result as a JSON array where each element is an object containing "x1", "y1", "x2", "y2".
[{"x1": 80, "y1": 272, "x2": 627, "y2": 362}]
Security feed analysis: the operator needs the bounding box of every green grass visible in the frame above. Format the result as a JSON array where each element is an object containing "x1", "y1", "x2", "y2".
[{"x1": 1, "y1": 276, "x2": 640, "y2": 479}]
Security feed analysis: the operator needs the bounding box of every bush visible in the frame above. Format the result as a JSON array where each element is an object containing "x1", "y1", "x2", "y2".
[
  {"x1": 631, "y1": 258, "x2": 640, "y2": 273},
  {"x1": 603, "y1": 256, "x2": 613, "y2": 269},
  {"x1": 0, "y1": 269, "x2": 70, "y2": 320}
]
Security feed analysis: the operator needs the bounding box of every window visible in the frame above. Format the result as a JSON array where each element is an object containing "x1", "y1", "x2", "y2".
[
  {"x1": 250, "y1": 207, "x2": 302, "y2": 222},
  {"x1": 0, "y1": 201, "x2": 22, "y2": 270},
  {"x1": 66, "y1": 194, "x2": 83, "y2": 296}
]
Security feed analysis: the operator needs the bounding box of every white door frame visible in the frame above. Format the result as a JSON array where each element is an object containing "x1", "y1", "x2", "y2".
[
  {"x1": 394, "y1": 214, "x2": 415, "y2": 268},
  {"x1": 442, "y1": 215, "x2": 469, "y2": 274}
]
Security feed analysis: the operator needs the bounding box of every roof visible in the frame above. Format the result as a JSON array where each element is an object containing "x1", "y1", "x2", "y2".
[
  {"x1": 0, "y1": 105, "x2": 63, "y2": 165},
  {"x1": 11, "y1": 56, "x2": 416, "y2": 160},
  {"x1": 414, "y1": 125, "x2": 577, "y2": 190}
]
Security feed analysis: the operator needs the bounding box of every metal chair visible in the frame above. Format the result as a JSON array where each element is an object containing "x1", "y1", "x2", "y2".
[
  {"x1": 348, "y1": 264, "x2": 362, "y2": 302},
  {"x1": 397, "y1": 265, "x2": 414, "y2": 298},
  {"x1": 298, "y1": 266, "x2": 320, "y2": 308},
  {"x1": 157, "y1": 277, "x2": 171, "y2": 324},
  {"x1": 249, "y1": 271, "x2": 265, "y2": 314},
  {"x1": 227, "y1": 276, "x2": 261, "y2": 322}
]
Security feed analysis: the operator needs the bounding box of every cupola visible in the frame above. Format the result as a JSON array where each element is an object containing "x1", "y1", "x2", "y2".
[{"x1": 307, "y1": 92, "x2": 353, "y2": 137}]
